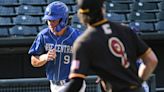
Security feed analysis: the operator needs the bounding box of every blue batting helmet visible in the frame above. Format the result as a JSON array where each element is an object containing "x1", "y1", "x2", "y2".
[{"x1": 43, "y1": 1, "x2": 69, "y2": 32}]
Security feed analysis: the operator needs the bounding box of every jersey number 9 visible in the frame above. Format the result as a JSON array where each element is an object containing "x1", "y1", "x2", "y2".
[{"x1": 64, "y1": 55, "x2": 70, "y2": 64}]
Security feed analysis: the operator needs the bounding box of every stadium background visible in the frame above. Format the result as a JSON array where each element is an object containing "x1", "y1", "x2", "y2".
[{"x1": 0, "y1": 0, "x2": 164, "y2": 92}]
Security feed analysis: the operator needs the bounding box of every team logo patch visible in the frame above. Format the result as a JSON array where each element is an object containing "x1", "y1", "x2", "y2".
[
  {"x1": 71, "y1": 60, "x2": 80, "y2": 71},
  {"x1": 108, "y1": 37, "x2": 130, "y2": 68}
]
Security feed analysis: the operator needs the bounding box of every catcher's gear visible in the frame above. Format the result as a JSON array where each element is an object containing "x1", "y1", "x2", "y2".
[{"x1": 43, "y1": 1, "x2": 69, "y2": 32}]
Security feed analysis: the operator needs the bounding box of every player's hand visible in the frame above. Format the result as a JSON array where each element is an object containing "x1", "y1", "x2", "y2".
[
  {"x1": 95, "y1": 77, "x2": 108, "y2": 92},
  {"x1": 95, "y1": 77, "x2": 101, "y2": 83},
  {"x1": 39, "y1": 49, "x2": 56, "y2": 62},
  {"x1": 46, "y1": 49, "x2": 56, "y2": 61}
]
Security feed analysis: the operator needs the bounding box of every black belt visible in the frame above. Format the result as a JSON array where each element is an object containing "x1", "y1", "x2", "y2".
[{"x1": 52, "y1": 79, "x2": 70, "y2": 86}]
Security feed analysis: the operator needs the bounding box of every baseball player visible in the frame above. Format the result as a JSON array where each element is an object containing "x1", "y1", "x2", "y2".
[
  {"x1": 28, "y1": 1, "x2": 86, "y2": 92},
  {"x1": 64, "y1": 0, "x2": 158, "y2": 92}
]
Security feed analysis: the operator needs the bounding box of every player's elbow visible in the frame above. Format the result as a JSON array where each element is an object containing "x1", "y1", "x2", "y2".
[
  {"x1": 143, "y1": 51, "x2": 158, "y2": 68},
  {"x1": 150, "y1": 56, "x2": 158, "y2": 68},
  {"x1": 31, "y1": 56, "x2": 42, "y2": 67},
  {"x1": 149, "y1": 52, "x2": 158, "y2": 68},
  {"x1": 31, "y1": 60, "x2": 40, "y2": 67}
]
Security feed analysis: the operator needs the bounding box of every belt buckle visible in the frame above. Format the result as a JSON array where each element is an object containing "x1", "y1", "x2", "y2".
[
  {"x1": 55, "y1": 79, "x2": 69, "y2": 86},
  {"x1": 59, "y1": 80, "x2": 66, "y2": 85}
]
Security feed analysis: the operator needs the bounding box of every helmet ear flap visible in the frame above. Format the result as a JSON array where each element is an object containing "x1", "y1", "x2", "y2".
[
  {"x1": 58, "y1": 15, "x2": 72, "y2": 26},
  {"x1": 64, "y1": 16, "x2": 69, "y2": 26},
  {"x1": 59, "y1": 15, "x2": 69, "y2": 26}
]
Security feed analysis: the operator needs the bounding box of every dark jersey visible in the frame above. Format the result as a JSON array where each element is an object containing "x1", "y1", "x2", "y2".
[{"x1": 69, "y1": 19, "x2": 150, "y2": 92}]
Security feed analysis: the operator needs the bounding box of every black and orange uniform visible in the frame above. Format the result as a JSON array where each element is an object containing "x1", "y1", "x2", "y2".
[{"x1": 69, "y1": 19, "x2": 151, "y2": 92}]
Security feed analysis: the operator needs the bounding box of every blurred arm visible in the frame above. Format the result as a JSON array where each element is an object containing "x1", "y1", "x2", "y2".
[{"x1": 139, "y1": 49, "x2": 158, "y2": 81}]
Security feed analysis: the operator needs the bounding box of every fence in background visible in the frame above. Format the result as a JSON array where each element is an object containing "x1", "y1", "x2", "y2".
[
  {"x1": 0, "y1": 75, "x2": 157, "y2": 92},
  {"x1": 0, "y1": 78, "x2": 50, "y2": 92},
  {"x1": 0, "y1": 76, "x2": 101, "y2": 92}
]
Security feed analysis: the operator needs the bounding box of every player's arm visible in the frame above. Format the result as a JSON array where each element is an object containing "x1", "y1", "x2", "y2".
[
  {"x1": 64, "y1": 77, "x2": 84, "y2": 92},
  {"x1": 31, "y1": 55, "x2": 47, "y2": 67},
  {"x1": 129, "y1": 28, "x2": 158, "y2": 81},
  {"x1": 139, "y1": 48, "x2": 158, "y2": 81},
  {"x1": 31, "y1": 49, "x2": 56, "y2": 67}
]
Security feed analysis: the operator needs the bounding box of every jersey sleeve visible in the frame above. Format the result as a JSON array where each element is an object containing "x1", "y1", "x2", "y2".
[
  {"x1": 69, "y1": 40, "x2": 90, "y2": 79},
  {"x1": 130, "y1": 29, "x2": 150, "y2": 57},
  {"x1": 28, "y1": 33, "x2": 45, "y2": 56}
]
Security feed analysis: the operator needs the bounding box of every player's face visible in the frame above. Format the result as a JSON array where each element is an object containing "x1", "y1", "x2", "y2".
[{"x1": 47, "y1": 19, "x2": 60, "y2": 32}]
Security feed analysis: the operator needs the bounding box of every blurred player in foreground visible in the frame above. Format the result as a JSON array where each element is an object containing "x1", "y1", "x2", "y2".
[
  {"x1": 28, "y1": 1, "x2": 85, "y2": 92},
  {"x1": 64, "y1": 0, "x2": 158, "y2": 92}
]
